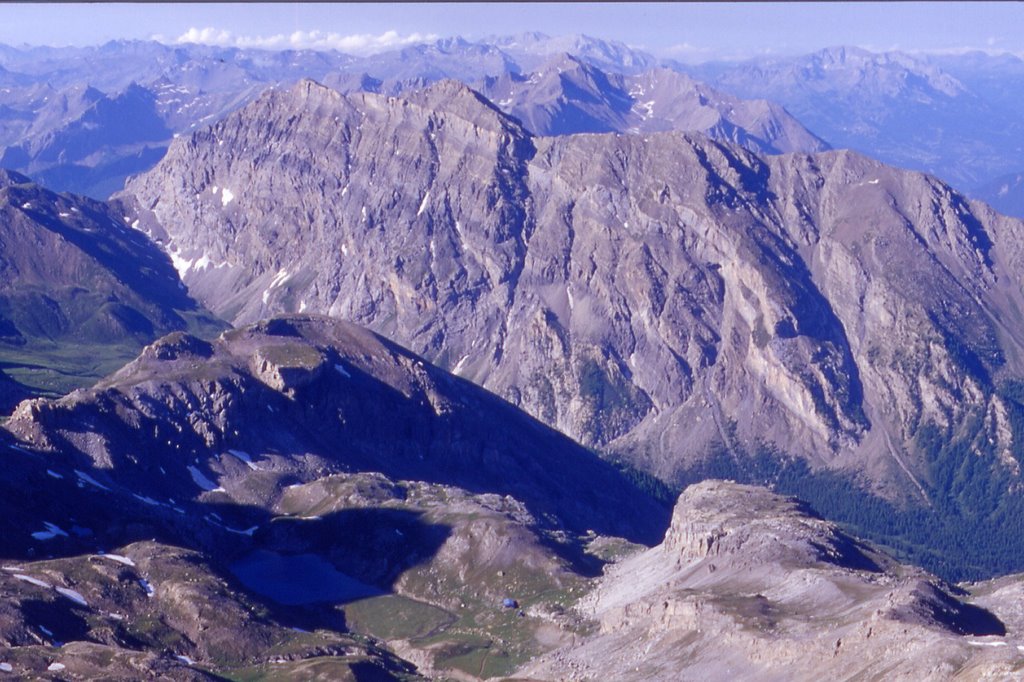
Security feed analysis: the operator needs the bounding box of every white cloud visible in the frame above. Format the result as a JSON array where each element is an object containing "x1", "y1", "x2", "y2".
[{"x1": 172, "y1": 26, "x2": 438, "y2": 54}]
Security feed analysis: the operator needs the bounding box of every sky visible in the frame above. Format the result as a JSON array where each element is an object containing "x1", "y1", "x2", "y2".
[{"x1": 0, "y1": 2, "x2": 1021, "y2": 62}]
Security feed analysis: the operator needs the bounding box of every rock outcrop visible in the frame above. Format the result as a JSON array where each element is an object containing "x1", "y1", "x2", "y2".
[{"x1": 521, "y1": 481, "x2": 1020, "y2": 681}]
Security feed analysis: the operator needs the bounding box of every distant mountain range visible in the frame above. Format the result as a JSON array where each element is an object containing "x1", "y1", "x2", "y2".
[
  {"x1": 679, "y1": 46, "x2": 1024, "y2": 196},
  {"x1": 1, "y1": 36, "x2": 1023, "y2": 217},
  {"x1": 476, "y1": 54, "x2": 829, "y2": 153}
]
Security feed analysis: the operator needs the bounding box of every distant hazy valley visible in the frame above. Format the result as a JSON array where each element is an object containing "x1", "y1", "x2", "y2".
[{"x1": 4, "y1": 32, "x2": 1024, "y2": 680}]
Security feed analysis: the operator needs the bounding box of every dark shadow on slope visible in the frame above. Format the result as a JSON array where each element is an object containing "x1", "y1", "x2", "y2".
[
  {"x1": 50, "y1": 319, "x2": 671, "y2": 547},
  {"x1": 348, "y1": 660, "x2": 413, "y2": 682},
  {"x1": 279, "y1": 355, "x2": 670, "y2": 546},
  {"x1": 18, "y1": 197, "x2": 196, "y2": 314},
  {"x1": 20, "y1": 598, "x2": 91, "y2": 645},
  {"x1": 888, "y1": 581, "x2": 1006, "y2": 637},
  {"x1": 0, "y1": 366, "x2": 29, "y2": 414}
]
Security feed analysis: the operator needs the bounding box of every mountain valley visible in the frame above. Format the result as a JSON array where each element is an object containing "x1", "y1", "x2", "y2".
[{"x1": 0, "y1": 169, "x2": 223, "y2": 397}]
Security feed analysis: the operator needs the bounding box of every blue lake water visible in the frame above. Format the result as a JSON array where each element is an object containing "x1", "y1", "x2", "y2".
[{"x1": 230, "y1": 550, "x2": 382, "y2": 605}]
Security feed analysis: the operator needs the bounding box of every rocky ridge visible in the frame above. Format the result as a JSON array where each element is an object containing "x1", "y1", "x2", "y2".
[
  {"x1": 6, "y1": 327, "x2": 1024, "y2": 679},
  {"x1": 0, "y1": 315, "x2": 668, "y2": 678},
  {"x1": 521, "y1": 481, "x2": 1021, "y2": 681}
]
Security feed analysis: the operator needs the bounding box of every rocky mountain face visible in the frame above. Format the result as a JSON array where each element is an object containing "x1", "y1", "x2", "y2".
[
  {"x1": 116, "y1": 78, "x2": 1024, "y2": 579},
  {"x1": 0, "y1": 36, "x2": 651, "y2": 200},
  {"x1": 680, "y1": 46, "x2": 1024, "y2": 193},
  {"x1": 0, "y1": 169, "x2": 224, "y2": 401},
  {"x1": 0, "y1": 35, "x2": 824, "y2": 201},
  {"x1": 477, "y1": 54, "x2": 829, "y2": 154},
  {"x1": 6, "y1": 37, "x2": 1024, "y2": 211},
  {"x1": 522, "y1": 481, "x2": 1020, "y2": 681},
  {"x1": 0, "y1": 314, "x2": 667, "y2": 678}
]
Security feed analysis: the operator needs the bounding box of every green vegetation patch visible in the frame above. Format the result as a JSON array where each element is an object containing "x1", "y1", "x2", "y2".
[
  {"x1": 255, "y1": 342, "x2": 326, "y2": 371},
  {"x1": 344, "y1": 594, "x2": 455, "y2": 641}
]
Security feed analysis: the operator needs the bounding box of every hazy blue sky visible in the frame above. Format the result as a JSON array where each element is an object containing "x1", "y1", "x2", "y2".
[{"x1": 0, "y1": 3, "x2": 1021, "y2": 61}]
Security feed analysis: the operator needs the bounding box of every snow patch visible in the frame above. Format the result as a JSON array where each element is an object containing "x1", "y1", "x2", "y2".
[
  {"x1": 227, "y1": 449, "x2": 259, "y2": 471},
  {"x1": 335, "y1": 364, "x2": 352, "y2": 379},
  {"x1": 56, "y1": 587, "x2": 88, "y2": 607},
  {"x1": 169, "y1": 248, "x2": 194, "y2": 278},
  {"x1": 75, "y1": 470, "x2": 110, "y2": 491},
  {"x1": 634, "y1": 100, "x2": 656, "y2": 119},
  {"x1": 47, "y1": 663, "x2": 65, "y2": 672},
  {"x1": 269, "y1": 268, "x2": 290, "y2": 289},
  {"x1": 453, "y1": 355, "x2": 470, "y2": 374},
  {"x1": 224, "y1": 525, "x2": 259, "y2": 536},
  {"x1": 417, "y1": 191, "x2": 430, "y2": 216},
  {"x1": 187, "y1": 465, "x2": 222, "y2": 492},
  {"x1": 221, "y1": 187, "x2": 235, "y2": 206},
  {"x1": 46, "y1": 469, "x2": 63, "y2": 479},
  {"x1": 14, "y1": 574, "x2": 51, "y2": 588},
  {"x1": 133, "y1": 493, "x2": 161, "y2": 506},
  {"x1": 31, "y1": 522, "x2": 68, "y2": 541},
  {"x1": 0, "y1": 663, "x2": 11, "y2": 672},
  {"x1": 98, "y1": 553, "x2": 135, "y2": 567},
  {"x1": 139, "y1": 578, "x2": 155, "y2": 597},
  {"x1": 176, "y1": 655, "x2": 195, "y2": 665}
]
